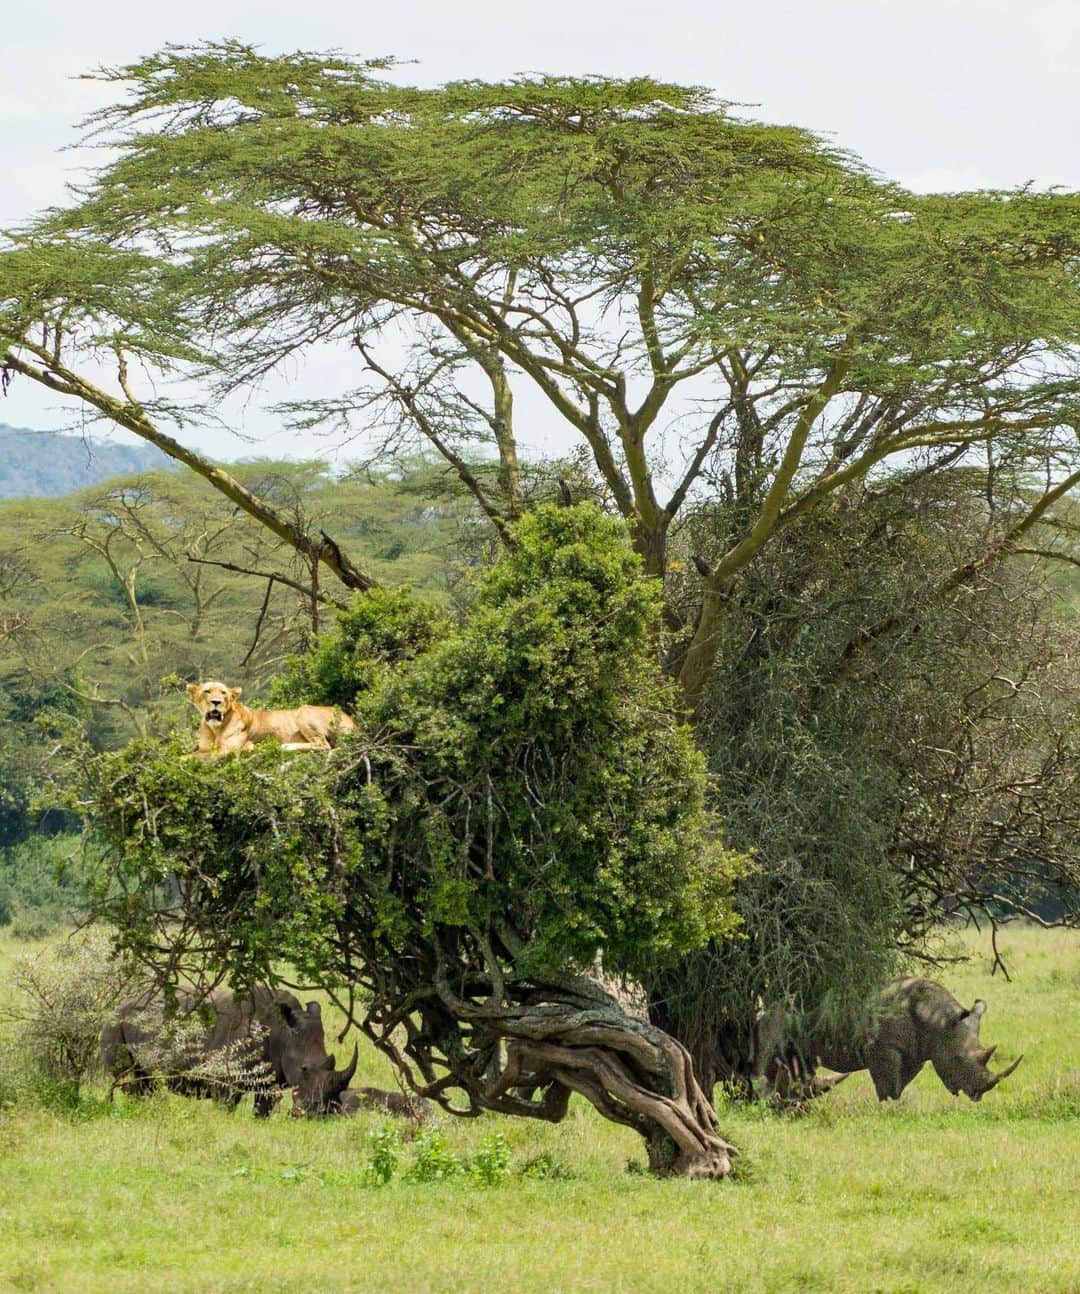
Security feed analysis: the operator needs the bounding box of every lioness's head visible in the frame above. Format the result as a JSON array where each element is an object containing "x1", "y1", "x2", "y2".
[{"x1": 186, "y1": 680, "x2": 242, "y2": 727}]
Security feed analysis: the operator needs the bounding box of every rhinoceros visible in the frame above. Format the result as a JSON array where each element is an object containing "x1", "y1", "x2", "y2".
[
  {"x1": 101, "y1": 986, "x2": 357, "y2": 1116},
  {"x1": 800, "y1": 977, "x2": 1023, "y2": 1102}
]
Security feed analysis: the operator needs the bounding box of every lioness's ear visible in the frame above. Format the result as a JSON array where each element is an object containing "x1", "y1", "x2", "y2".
[
  {"x1": 186, "y1": 683, "x2": 200, "y2": 698},
  {"x1": 230, "y1": 687, "x2": 242, "y2": 700}
]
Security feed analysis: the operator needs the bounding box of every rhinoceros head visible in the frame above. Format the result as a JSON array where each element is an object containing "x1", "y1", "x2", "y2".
[
  {"x1": 277, "y1": 999, "x2": 358, "y2": 1114},
  {"x1": 930, "y1": 999, "x2": 1023, "y2": 1101}
]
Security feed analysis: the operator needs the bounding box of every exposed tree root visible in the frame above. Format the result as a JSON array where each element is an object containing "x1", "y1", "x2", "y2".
[{"x1": 365, "y1": 986, "x2": 739, "y2": 1179}]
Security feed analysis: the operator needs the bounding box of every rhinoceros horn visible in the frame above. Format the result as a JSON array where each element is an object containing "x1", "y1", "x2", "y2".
[
  {"x1": 810, "y1": 1071, "x2": 850, "y2": 1098},
  {"x1": 983, "y1": 1054, "x2": 1023, "y2": 1092},
  {"x1": 326, "y1": 1043, "x2": 358, "y2": 1097}
]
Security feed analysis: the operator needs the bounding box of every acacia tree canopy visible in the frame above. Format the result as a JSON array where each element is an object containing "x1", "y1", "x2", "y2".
[
  {"x1": 4, "y1": 46, "x2": 1079, "y2": 1109},
  {"x1": 80, "y1": 505, "x2": 747, "y2": 1176},
  {"x1": 2, "y1": 44, "x2": 1079, "y2": 708}
]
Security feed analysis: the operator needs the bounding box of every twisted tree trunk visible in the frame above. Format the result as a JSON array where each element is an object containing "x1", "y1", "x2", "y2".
[{"x1": 362, "y1": 987, "x2": 738, "y2": 1179}]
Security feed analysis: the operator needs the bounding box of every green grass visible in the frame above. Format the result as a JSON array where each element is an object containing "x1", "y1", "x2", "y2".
[{"x1": 0, "y1": 925, "x2": 1077, "y2": 1293}]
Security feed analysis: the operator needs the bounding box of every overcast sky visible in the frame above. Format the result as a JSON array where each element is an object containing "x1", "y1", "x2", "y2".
[{"x1": 3, "y1": 0, "x2": 1079, "y2": 462}]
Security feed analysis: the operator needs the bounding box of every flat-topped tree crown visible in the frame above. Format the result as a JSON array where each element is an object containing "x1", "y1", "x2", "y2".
[
  {"x1": 6, "y1": 45, "x2": 1078, "y2": 713},
  {"x1": 4, "y1": 47, "x2": 1076, "y2": 719}
]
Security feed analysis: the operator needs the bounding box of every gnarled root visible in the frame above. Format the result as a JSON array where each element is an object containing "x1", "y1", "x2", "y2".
[
  {"x1": 485, "y1": 1013, "x2": 738, "y2": 1179},
  {"x1": 366, "y1": 979, "x2": 740, "y2": 1178}
]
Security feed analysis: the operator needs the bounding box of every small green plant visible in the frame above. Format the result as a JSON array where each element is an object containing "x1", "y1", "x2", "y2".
[
  {"x1": 517, "y1": 1150, "x2": 574, "y2": 1181},
  {"x1": 360, "y1": 1124, "x2": 402, "y2": 1187},
  {"x1": 403, "y1": 1126, "x2": 461, "y2": 1183},
  {"x1": 466, "y1": 1132, "x2": 511, "y2": 1186}
]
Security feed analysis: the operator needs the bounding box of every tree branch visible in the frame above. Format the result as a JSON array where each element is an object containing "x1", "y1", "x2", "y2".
[{"x1": 2, "y1": 347, "x2": 378, "y2": 594}]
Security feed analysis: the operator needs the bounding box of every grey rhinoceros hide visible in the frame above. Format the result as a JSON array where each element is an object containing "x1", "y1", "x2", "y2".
[
  {"x1": 101, "y1": 987, "x2": 357, "y2": 1116},
  {"x1": 811, "y1": 977, "x2": 1022, "y2": 1101}
]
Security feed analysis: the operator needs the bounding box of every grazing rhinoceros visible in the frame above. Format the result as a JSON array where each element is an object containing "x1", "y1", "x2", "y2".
[
  {"x1": 101, "y1": 987, "x2": 357, "y2": 1116},
  {"x1": 799, "y1": 977, "x2": 1023, "y2": 1102}
]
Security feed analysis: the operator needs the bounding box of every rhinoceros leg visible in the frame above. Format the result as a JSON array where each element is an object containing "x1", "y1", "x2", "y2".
[
  {"x1": 897, "y1": 1055, "x2": 924, "y2": 1096},
  {"x1": 867, "y1": 1044, "x2": 905, "y2": 1100}
]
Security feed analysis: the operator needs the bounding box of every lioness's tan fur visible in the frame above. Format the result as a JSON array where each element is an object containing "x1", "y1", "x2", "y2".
[{"x1": 185, "y1": 680, "x2": 356, "y2": 759}]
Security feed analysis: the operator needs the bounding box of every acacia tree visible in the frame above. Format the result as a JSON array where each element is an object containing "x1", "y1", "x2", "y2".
[
  {"x1": 79, "y1": 506, "x2": 746, "y2": 1177},
  {"x1": 3, "y1": 47, "x2": 1079, "y2": 707},
  {"x1": 3, "y1": 46, "x2": 1079, "y2": 1092}
]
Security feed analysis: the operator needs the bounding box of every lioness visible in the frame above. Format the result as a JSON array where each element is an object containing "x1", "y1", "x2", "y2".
[{"x1": 186, "y1": 680, "x2": 356, "y2": 759}]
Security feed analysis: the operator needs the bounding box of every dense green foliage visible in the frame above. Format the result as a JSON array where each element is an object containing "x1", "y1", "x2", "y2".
[
  {"x1": 0, "y1": 836, "x2": 87, "y2": 938},
  {"x1": 71, "y1": 507, "x2": 745, "y2": 1171},
  {"x1": 651, "y1": 476, "x2": 1080, "y2": 1084},
  {"x1": 83, "y1": 505, "x2": 741, "y2": 986},
  {"x1": 1, "y1": 45, "x2": 1077, "y2": 1091},
  {"x1": 269, "y1": 586, "x2": 450, "y2": 713},
  {"x1": 4, "y1": 48, "x2": 1076, "y2": 653}
]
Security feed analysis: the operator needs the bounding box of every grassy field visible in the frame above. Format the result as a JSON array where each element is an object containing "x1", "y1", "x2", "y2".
[{"x1": 0, "y1": 924, "x2": 1077, "y2": 1293}]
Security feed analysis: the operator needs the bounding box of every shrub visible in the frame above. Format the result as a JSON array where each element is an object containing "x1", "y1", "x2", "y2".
[
  {"x1": 0, "y1": 928, "x2": 146, "y2": 1099},
  {"x1": 518, "y1": 1151, "x2": 575, "y2": 1181},
  {"x1": 466, "y1": 1132, "x2": 512, "y2": 1186},
  {"x1": 403, "y1": 1126, "x2": 462, "y2": 1183},
  {"x1": 79, "y1": 505, "x2": 748, "y2": 1177},
  {"x1": 360, "y1": 1124, "x2": 403, "y2": 1187}
]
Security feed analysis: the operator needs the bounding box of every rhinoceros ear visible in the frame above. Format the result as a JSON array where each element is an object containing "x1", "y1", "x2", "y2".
[
  {"x1": 965, "y1": 1000, "x2": 988, "y2": 1034},
  {"x1": 956, "y1": 999, "x2": 987, "y2": 1032},
  {"x1": 306, "y1": 1001, "x2": 321, "y2": 1018}
]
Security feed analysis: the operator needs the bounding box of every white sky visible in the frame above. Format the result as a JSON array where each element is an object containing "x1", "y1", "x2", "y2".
[{"x1": 3, "y1": 0, "x2": 1079, "y2": 463}]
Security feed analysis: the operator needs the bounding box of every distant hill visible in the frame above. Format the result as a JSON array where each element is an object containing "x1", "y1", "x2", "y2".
[{"x1": 0, "y1": 424, "x2": 171, "y2": 499}]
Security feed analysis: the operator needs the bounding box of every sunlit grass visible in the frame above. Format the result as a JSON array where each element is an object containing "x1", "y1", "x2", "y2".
[{"x1": 1, "y1": 924, "x2": 1077, "y2": 1293}]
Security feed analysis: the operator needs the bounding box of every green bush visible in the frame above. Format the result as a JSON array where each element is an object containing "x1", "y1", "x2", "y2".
[
  {"x1": 84, "y1": 505, "x2": 745, "y2": 984},
  {"x1": 76, "y1": 506, "x2": 748, "y2": 1169},
  {"x1": 517, "y1": 1151, "x2": 575, "y2": 1181},
  {"x1": 466, "y1": 1132, "x2": 512, "y2": 1186},
  {"x1": 0, "y1": 928, "x2": 146, "y2": 1102},
  {"x1": 360, "y1": 1124, "x2": 402, "y2": 1187},
  {"x1": 403, "y1": 1126, "x2": 462, "y2": 1183}
]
